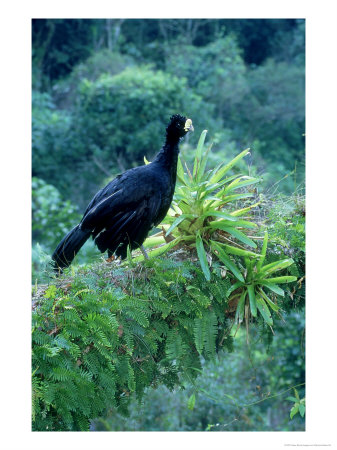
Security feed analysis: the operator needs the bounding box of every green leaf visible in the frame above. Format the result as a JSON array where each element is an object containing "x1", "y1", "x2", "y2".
[
  {"x1": 259, "y1": 282, "x2": 285, "y2": 296},
  {"x1": 193, "y1": 130, "x2": 208, "y2": 179},
  {"x1": 260, "y1": 258, "x2": 295, "y2": 275},
  {"x1": 209, "y1": 148, "x2": 250, "y2": 184},
  {"x1": 203, "y1": 311, "x2": 218, "y2": 357},
  {"x1": 299, "y1": 403, "x2": 305, "y2": 417},
  {"x1": 226, "y1": 281, "x2": 244, "y2": 298},
  {"x1": 211, "y1": 241, "x2": 244, "y2": 282},
  {"x1": 198, "y1": 141, "x2": 213, "y2": 182},
  {"x1": 219, "y1": 243, "x2": 260, "y2": 258},
  {"x1": 260, "y1": 276, "x2": 297, "y2": 284},
  {"x1": 224, "y1": 176, "x2": 260, "y2": 193},
  {"x1": 143, "y1": 235, "x2": 166, "y2": 248},
  {"x1": 235, "y1": 290, "x2": 246, "y2": 323},
  {"x1": 293, "y1": 388, "x2": 300, "y2": 401},
  {"x1": 210, "y1": 219, "x2": 257, "y2": 229},
  {"x1": 196, "y1": 233, "x2": 211, "y2": 281},
  {"x1": 45, "y1": 285, "x2": 57, "y2": 299},
  {"x1": 177, "y1": 157, "x2": 187, "y2": 184},
  {"x1": 211, "y1": 193, "x2": 254, "y2": 208},
  {"x1": 230, "y1": 201, "x2": 261, "y2": 217},
  {"x1": 258, "y1": 288, "x2": 279, "y2": 312},
  {"x1": 188, "y1": 393, "x2": 196, "y2": 411},
  {"x1": 194, "y1": 317, "x2": 205, "y2": 354},
  {"x1": 256, "y1": 296, "x2": 273, "y2": 325},
  {"x1": 287, "y1": 396, "x2": 298, "y2": 403},
  {"x1": 211, "y1": 225, "x2": 257, "y2": 248},
  {"x1": 290, "y1": 404, "x2": 299, "y2": 419},
  {"x1": 202, "y1": 211, "x2": 239, "y2": 221},
  {"x1": 247, "y1": 284, "x2": 257, "y2": 317},
  {"x1": 256, "y1": 231, "x2": 268, "y2": 271},
  {"x1": 166, "y1": 214, "x2": 194, "y2": 236},
  {"x1": 134, "y1": 237, "x2": 181, "y2": 261}
]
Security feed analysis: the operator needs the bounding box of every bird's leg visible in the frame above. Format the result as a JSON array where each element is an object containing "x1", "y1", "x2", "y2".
[{"x1": 140, "y1": 245, "x2": 149, "y2": 260}]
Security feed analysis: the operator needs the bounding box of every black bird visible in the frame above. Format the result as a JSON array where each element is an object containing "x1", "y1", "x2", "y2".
[{"x1": 52, "y1": 114, "x2": 194, "y2": 271}]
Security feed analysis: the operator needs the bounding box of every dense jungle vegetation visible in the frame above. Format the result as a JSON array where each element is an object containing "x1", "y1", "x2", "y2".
[{"x1": 32, "y1": 19, "x2": 305, "y2": 431}]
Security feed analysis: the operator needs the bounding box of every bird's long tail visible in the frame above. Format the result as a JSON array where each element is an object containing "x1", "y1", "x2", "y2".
[{"x1": 52, "y1": 225, "x2": 90, "y2": 272}]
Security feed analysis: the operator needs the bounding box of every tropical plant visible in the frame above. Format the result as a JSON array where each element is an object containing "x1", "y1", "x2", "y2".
[
  {"x1": 225, "y1": 231, "x2": 296, "y2": 334},
  {"x1": 141, "y1": 131, "x2": 297, "y2": 328},
  {"x1": 32, "y1": 257, "x2": 234, "y2": 431},
  {"x1": 143, "y1": 131, "x2": 259, "y2": 261},
  {"x1": 287, "y1": 387, "x2": 305, "y2": 420}
]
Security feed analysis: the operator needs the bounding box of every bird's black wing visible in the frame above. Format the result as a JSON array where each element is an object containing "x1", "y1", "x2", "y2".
[
  {"x1": 78, "y1": 165, "x2": 166, "y2": 258},
  {"x1": 80, "y1": 167, "x2": 161, "y2": 230}
]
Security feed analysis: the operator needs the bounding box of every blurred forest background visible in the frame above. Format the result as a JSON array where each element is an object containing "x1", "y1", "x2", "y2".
[{"x1": 32, "y1": 18, "x2": 305, "y2": 431}]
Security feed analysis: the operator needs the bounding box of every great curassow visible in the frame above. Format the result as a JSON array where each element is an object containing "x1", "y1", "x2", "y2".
[{"x1": 52, "y1": 114, "x2": 194, "y2": 272}]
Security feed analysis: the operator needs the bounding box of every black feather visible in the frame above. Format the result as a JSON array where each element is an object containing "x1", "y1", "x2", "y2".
[{"x1": 52, "y1": 114, "x2": 192, "y2": 271}]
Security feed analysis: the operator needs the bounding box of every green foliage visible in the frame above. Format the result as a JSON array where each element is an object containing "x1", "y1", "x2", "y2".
[
  {"x1": 258, "y1": 192, "x2": 305, "y2": 311},
  {"x1": 32, "y1": 258, "x2": 235, "y2": 431},
  {"x1": 32, "y1": 19, "x2": 94, "y2": 87},
  {"x1": 32, "y1": 177, "x2": 99, "y2": 283},
  {"x1": 32, "y1": 91, "x2": 74, "y2": 198},
  {"x1": 266, "y1": 193, "x2": 305, "y2": 255},
  {"x1": 92, "y1": 312, "x2": 305, "y2": 431},
  {"x1": 32, "y1": 141, "x2": 302, "y2": 431},
  {"x1": 166, "y1": 36, "x2": 248, "y2": 119},
  {"x1": 287, "y1": 388, "x2": 305, "y2": 420},
  {"x1": 31, "y1": 20, "x2": 305, "y2": 432},
  {"x1": 245, "y1": 59, "x2": 305, "y2": 167},
  {"x1": 225, "y1": 232, "x2": 296, "y2": 332},
  {"x1": 144, "y1": 132, "x2": 259, "y2": 258},
  {"x1": 32, "y1": 19, "x2": 305, "y2": 209},
  {"x1": 52, "y1": 49, "x2": 136, "y2": 109},
  {"x1": 32, "y1": 177, "x2": 80, "y2": 250},
  {"x1": 142, "y1": 131, "x2": 297, "y2": 330},
  {"x1": 73, "y1": 66, "x2": 216, "y2": 169}
]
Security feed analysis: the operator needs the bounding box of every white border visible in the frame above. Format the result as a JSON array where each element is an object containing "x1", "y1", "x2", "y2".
[{"x1": 1, "y1": 1, "x2": 337, "y2": 449}]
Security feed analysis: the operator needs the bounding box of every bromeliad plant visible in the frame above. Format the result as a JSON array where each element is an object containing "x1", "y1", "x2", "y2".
[
  {"x1": 141, "y1": 130, "x2": 297, "y2": 329},
  {"x1": 143, "y1": 130, "x2": 260, "y2": 272},
  {"x1": 224, "y1": 231, "x2": 296, "y2": 332}
]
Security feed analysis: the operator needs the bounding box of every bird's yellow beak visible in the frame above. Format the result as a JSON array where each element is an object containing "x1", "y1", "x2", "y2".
[{"x1": 184, "y1": 118, "x2": 194, "y2": 132}]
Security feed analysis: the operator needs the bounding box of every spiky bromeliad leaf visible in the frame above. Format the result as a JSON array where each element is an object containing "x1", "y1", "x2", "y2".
[
  {"x1": 177, "y1": 156, "x2": 187, "y2": 184},
  {"x1": 259, "y1": 258, "x2": 295, "y2": 275},
  {"x1": 220, "y1": 243, "x2": 260, "y2": 258},
  {"x1": 260, "y1": 276, "x2": 297, "y2": 284},
  {"x1": 196, "y1": 232, "x2": 211, "y2": 281},
  {"x1": 224, "y1": 176, "x2": 261, "y2": 193},
  {"x1": 258, "y1": 288, "x2": 280, "y2": 312},
  {"x1": 209, "y1": 148, "x2": 250, "y2": 184},
  {"x1": 234, "y1": 290, "x2": 246, "y2": 324},
  {"x1": 211, "y1": 224, "x2": 257, "y2": 248},
  {"x1": 210, "y1": 240, "x2": 244, "y2": 282},
  {"x1": 256, "y1": 231, "x2": 268, "y2": 271},
  {"x1": 259, "y1": 281, "x2": 285, "y2": 296},
  {"x1": 193, "y1": 129, "x2": 208, "y2": 180},
  {"x1": 166, "y1": 214, "x2": 195, "y2": 236},
  {"x1": 256, "y1": 296, "x2": 273, "y2": 325},
  {"x1": 247, "y1": 284, "x2": 257, "y2": 318}
]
